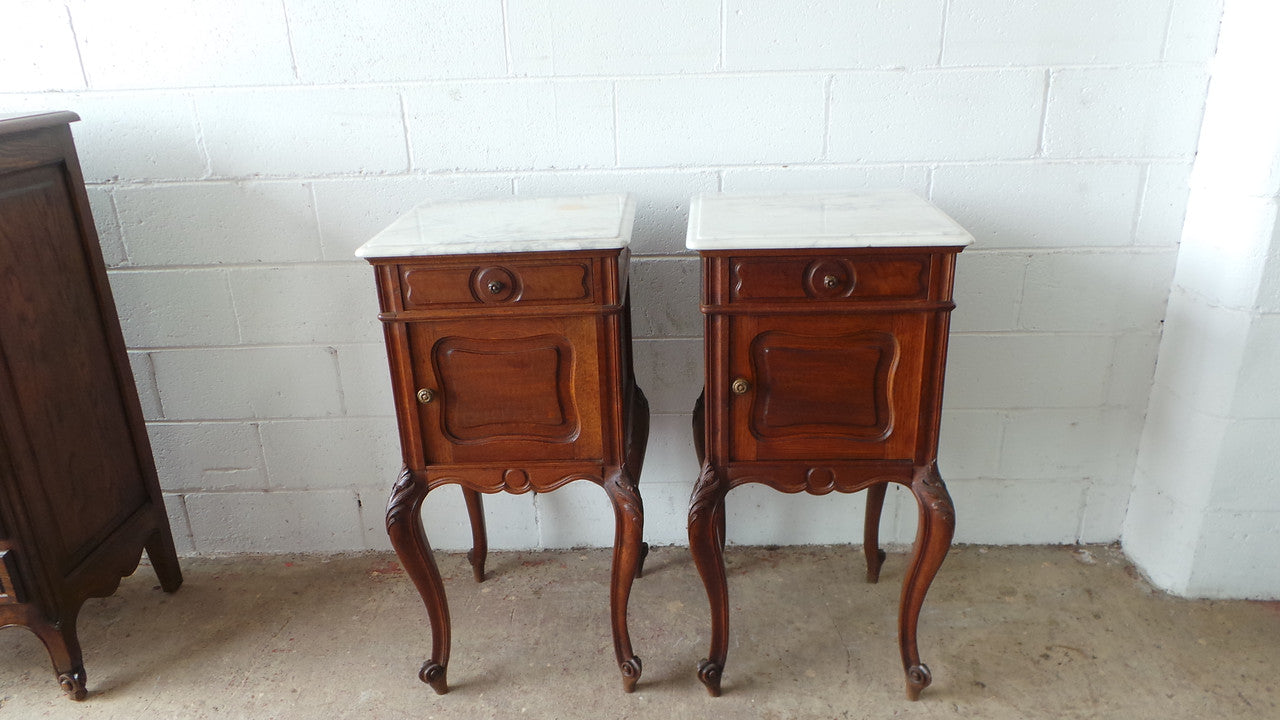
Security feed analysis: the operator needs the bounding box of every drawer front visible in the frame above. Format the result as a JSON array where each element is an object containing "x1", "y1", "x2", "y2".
[
  {"x1": 728, "y1": 254, "x2": 930, "y2": 304},
  {"x1": 399, "y1": 260, "x2": 595, "y2": 309}
]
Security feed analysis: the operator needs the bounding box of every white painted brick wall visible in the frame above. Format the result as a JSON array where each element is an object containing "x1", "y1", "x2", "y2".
[{"x1": 1, "y1": 0, "x2": 1224, "y2": 556}]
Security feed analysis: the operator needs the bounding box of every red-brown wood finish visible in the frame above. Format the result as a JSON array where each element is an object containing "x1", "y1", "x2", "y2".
[
  {"x1": 365, "y1": 249, "x2": 649, "y2": 694},
  {"x1": 688, "y1": 246, "x2": 960, "y2": 700},
  {"x1": 0, "y1": 112, "x2": 183, "y2": 701}
]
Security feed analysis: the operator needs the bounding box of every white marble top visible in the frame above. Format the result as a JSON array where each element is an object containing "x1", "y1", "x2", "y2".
[
  {"x1": 686, "y1": 191, "x2": 974, "y2": 250},
  {"x1": 356, "y1": 194, "x2": 636, "y2": 258}
]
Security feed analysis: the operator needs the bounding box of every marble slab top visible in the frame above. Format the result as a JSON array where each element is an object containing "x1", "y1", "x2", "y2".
[
  {"x1": 356, "y1": 193, "x2": 636, "y2": 258},
  {"x1": 686, "y1": 191, "x2": 974, "y2": 250}
]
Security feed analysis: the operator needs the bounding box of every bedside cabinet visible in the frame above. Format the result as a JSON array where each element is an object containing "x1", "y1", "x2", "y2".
[
  {"x1": 356, "y1": 194, "x2": 650, "y2": 694},
  {"x1": 685, "y1": 191, "x2": 972, "y2": 700}
]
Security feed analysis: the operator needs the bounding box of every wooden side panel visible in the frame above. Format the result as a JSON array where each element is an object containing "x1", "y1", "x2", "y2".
[{"x1": 0, "y1": 163, "x2": 146, "y2": 573}]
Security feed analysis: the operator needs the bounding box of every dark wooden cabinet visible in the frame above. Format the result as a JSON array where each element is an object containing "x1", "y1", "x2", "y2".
[
  {"x1": 357, "y1": 195, "x2": 650, "y2": 694},
  {"x1": 685, "y1": 192, "x2": 971, "y2": 700},
  {"x1": 0, "y1": 112, "x2": 183, "y2": 700}
]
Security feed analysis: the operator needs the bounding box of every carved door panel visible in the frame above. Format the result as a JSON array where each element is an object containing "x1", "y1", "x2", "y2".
[
  {"x1": 406, "y1": 317, "x2": 603, "y2": 464},
  {"x1": 726, "y1": 313, "x2": 928, "y2": 462}
]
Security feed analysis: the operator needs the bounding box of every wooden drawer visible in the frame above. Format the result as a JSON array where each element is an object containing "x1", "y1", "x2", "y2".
[
  {"x1": 398, "y1": 259, "x2": 596, "y2": 310},
  {"x1": 727, "y1": 253, "x2": 930, "y2": 304}
]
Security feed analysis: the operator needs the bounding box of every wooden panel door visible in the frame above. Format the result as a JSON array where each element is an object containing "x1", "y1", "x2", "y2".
[
  {"x1": 405, "y1": 316, "x2": 604, "y2": 464},
  {"x1": 725, "y1": 312, "x2": 929, "y2": 463}
]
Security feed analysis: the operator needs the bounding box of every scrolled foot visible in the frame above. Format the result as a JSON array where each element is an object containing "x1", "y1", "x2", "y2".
[
  {"x1": 58, "y1": 667, "x2": 87, "y2": 701},
  {"x1": 697, "y1": 658, "x2": 723, "y2": 697},
  {"x1": 620, "y1": 655, "x2": 642, "y2": 693},
  {"x1": 466, "y1": 549, "x2": 486, "y2": 583},
  {"x1": 635, "y1": 542, "x2": 650, "y2": 579},
  {"x1": 419, "y1": 660, "x2": 448, "y2": 695},
  {"x1": 905, "y1": 663, "x2": 932, "y2": 701},
  {"x1": 867, "y1": 548, "x2": 887, "y2": 584}
]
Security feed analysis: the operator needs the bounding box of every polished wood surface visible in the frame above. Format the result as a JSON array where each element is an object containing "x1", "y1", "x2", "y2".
[
  {"x1": 689, "y1": 246, "x2": 961, "y2": 700},
  {"x1": 366, "y1": 249, "x2": 649, "y2": 694},
  {"x1": 0, "y1": 113, "x2": 183, "y2": 701}
]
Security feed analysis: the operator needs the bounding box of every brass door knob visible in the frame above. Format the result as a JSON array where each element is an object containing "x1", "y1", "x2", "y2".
[
  {"x1": 416, "y1": 388, "x2": 435, "y2": 404},
  {"x1": 487, "y1": 279, "x2": 505, "y2": 294},
  {"x1": 823, "y1": 274, "x2": 840, "y2": 288},
  {"x1": 731, "y1": 378, "x2": 751, "y2": 395}
]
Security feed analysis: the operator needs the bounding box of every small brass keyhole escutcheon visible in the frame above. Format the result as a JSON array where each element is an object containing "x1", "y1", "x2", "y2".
[
  {"x1": 823, "y1": 274, "x2": 840, "y2": 289},
  {"x1": 487, "y1": 279, "x2": 505, "y2": 294},
  {"x1": 731, "y1": 378, "x2": 751, "y2": 395},
  {"x1": 416, "y1": 388, "x2": 435, "y2": 404}
]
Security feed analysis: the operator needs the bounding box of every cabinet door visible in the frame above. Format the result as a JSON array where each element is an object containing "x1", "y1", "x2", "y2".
[
  {"x1": 726, "y1": 313, "x2": 928, "y2": 462},
  {"x1": 405, "y1": 316, "x2": 604, "y2": 464}
]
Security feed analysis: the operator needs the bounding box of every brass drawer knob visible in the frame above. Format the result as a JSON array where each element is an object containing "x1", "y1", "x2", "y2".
[
  {"x1": 823, "y1": 274, "x2": 840, "y2": 289},
  {"x1": 416, "y1": 388, "x2": 436, "y2": 404},
  {"x1": 487, "y1": 279, "x2": 505, "y2": 294},
  {"x1": 731, "y1": 378, "x2": 751, "y2": 395}
]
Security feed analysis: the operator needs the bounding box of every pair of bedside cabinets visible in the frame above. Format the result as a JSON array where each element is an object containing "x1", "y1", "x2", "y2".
[{"x1": 355, "y1": 191, "x2": 973, "y2": 700}]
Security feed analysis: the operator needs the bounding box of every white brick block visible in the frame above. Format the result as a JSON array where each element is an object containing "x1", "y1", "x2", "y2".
[
  {"x1": 640, "y1": 414, "x2": 701, "y2": 488},
  {"x1": 507, "y1": 0, "x2": 719, "y2": 75},
  {"x1": 115, "y1": 181, "x2": 322, "y2": 266},
  {"x1": 1018, "y1": 250, "x2": 1177, "y2": 332},
  {"x1": 937, "y1": 410, "x2": 1003, "y2": 479},
  {"x1": 1163, "y1": 0, "x2": 1225, "y2": 63},
  {"x1": 616, "y1": 76, "x2": 826, "y2": 166},
  {"x1": 1078, "y1": 477, "x2": 1131, "y2": 544},
  {"x1": 1259, "y1": 216, "x2": 1280, "y2": 313},
  {"x1": 724, "y1": 484, "x2": 871, "y2": 546},
  {"x1": 334, "y1": 343, "x2": 397, "y2": 417},
  {"x1": 86, "y1": 187, "x2": 126, "y2": 267},
  {"x1": 1174, "y1": 193, "x2": 1277, "y2": 310},
  {"x1": 1233, "y1": 314, "x2": 1280, "y2": 419},
  {"x1": 629, "y1": 479, "x2": 697, "y2": 547},
  {"x1": 108, "y1": 269, "x2": 239, "y2": 347},
  {"x1": 724, "y1": 0, "x2": 943, "y2": 70},
  {"x1": 357, "y1": 483, "x2": 476, "y2": 552},
  {"x1": 1000, "y1": 408, "x2": 1140, "y2": 481},
  {"x1": 151, "y1": 347, "x2": 344, "y2": 420},
  {"x1": 907, "y1": 478, "x2": 1084, "y2": 545},
  {"x1": 285, "y1": 0, "x2": 505, "y2": 83},
  {"x1": 1, "y1": 0, "x2": 86, "y2": 91},
  {"x1": 228, "y1": 264, "x2": 381, "y2": 345},
  {"x1": 314, "y1": 176, "x2": 513, "y2": 260},
  {"x1": 147, "y1": 422, "x2": 267, "y2": 491},
  {"x1": 943, "y1": 334, "x2": 1114, "y2": 409},
  {"x1": 1135, "y1": 163, "x2": 1194, "y2": 247},
  {"x1": 161, "y1": 494, "x2": 196, "y2": 556},
  {"x1": 1148, "y1": 293, "x2": 1250, "y2": 417},
  {"x1": 185, "y1": 490, "x2": 364, "y2": 554},
  {"x1": 0, "y1": 92, "x2": 208, "y2": 182},
  {"x1": 943, "y1": 0, "x2": 1168, "y2": 66},
  {"x1": 930, "y1": 163, "x2": 1143, "y2": 248},
  {"x1": 405, "y1": 81, "x2": 614, "y2": 172},
  {"x1": 1043, "y1": 66, "x2": 1210, "y2": 159},
  {"x1": 196, "y1": 88, "x2": 406, "y2": 177},
  {"x1": 828, "y1": 70, "x2": 1044, "y2": 162},
  {"x1": 1188, "y1": 510, "x2": 1280, "y2": 599},
  {"x1": 721, "y1": 165, "x2": 930, "y2": 195},
  {"x1": 628, "y1": 258, "x2": 701, "y2": 339},
  {"x1": 949, "y1": 252, "x2": 1026, "y2": 333},
  {"x1": 128, "y1": 351, "x2": 164, "y2": 420},
  {"x1": 1120, "y1": 475, "x2": 1200, "y2": 594},
  {"x1": 1132, "y1": 386, "x2": 1226, "y2": 509},
  {"x1": 632, "y1": 339, "x2": 703, "y2": 414},
  {"x1": 1105, "y1": 331, "x2": 1162, "y2": 409},
  {"x1": 514, "y1": 170, "x2": 718, "y2": 255},
  {"x1": 1209, "y1": 418, "x2": 1280, "y2": 512},
  {"x1": 260, "y1": 418, "x2": 400, "y2": 489},
  {"x1": 69, "y1": 0, "x2": 295, "y2": 89},
  {"x1": 534, "y1": 481, "x2": 616, "y2": 549}
]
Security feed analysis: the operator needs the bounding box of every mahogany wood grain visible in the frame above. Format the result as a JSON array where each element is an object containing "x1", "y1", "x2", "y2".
[
  {"x1": 366, "y1": 248, "x2": 649, "y2": 694},
  {"x1": 688, "y1": 247, "x2": 961, "y2": 700},
  {"x1": 0, "y1": 113, "x2": 182, "y2": 701}
]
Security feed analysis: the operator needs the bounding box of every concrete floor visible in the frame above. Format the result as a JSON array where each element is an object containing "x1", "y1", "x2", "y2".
[{"x1": 0, "y1": 545, "x2": 1277, "y2": 719}]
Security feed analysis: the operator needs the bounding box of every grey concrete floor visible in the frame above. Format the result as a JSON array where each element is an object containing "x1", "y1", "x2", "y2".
[{"x1": 0, "y1": 545, "x2": 1277, "y2": 719}]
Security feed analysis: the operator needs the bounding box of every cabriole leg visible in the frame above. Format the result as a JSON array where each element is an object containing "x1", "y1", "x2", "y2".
[
  {"x1": 863, "y1": 483, "x2": 888, "y2": 583},
  {"x1": 603, "y1": 471, "x2": 645, "y2": 692},
  {"x1": 898, "y1": 464, "x2": 955, "y2": 701},
  {"x1": 461, "y1": 488, "x2": 488, "y2": 583},
  {"x1": 386, "y1": 468, "x2": 451, "y2": 695},
  {"x1": 688, "y1": 461, "x2": 729, "y2": 697}
]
